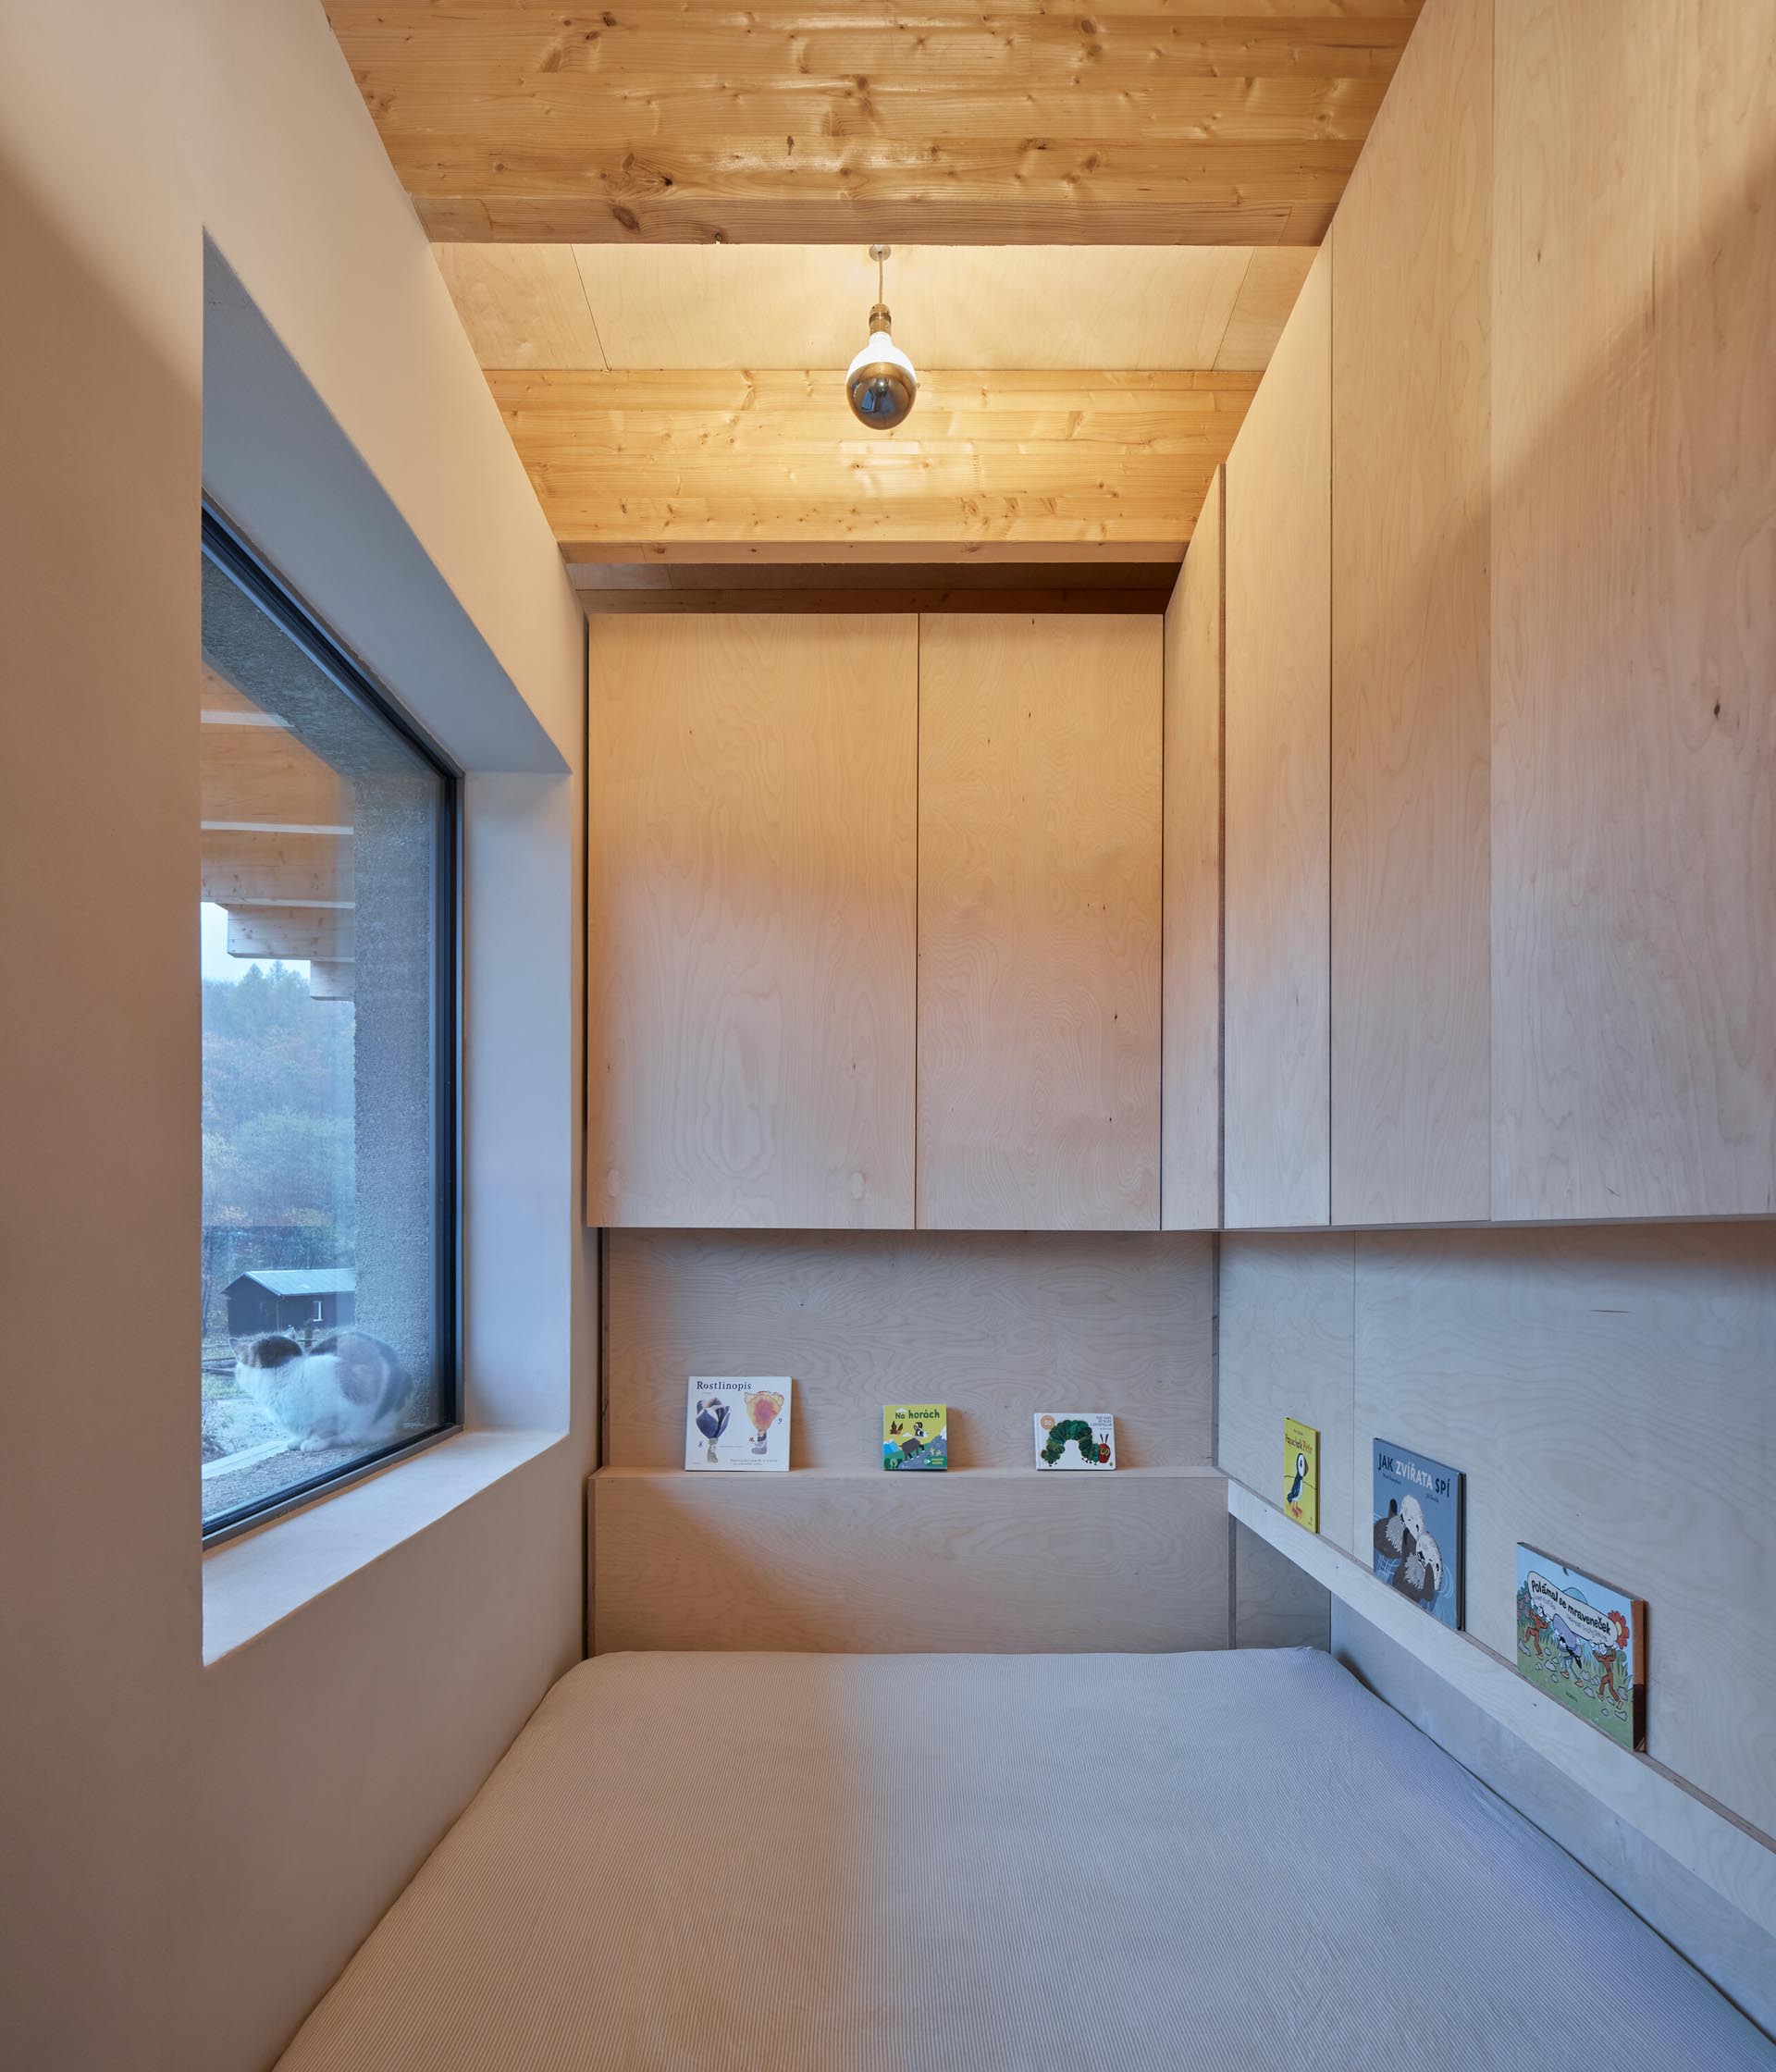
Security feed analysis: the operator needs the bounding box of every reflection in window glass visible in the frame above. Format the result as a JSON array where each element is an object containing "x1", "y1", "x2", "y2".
[{"x1": 200, "y1": 519, "x2": 455, "y2": 1536}]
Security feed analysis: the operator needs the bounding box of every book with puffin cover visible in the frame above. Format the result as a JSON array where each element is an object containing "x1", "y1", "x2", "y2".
[
  {"x1": 684, "y1": 1377, "x2": 791, "y2": 1470},
  {"x1": 1372, "y1": 1439, "x2": 1463, "y2": 1628},
  {"x1": 1282, "y1": 1418, "x2": 1319, "y2": 1531},
  {"x1": 1033, "y1": 1412, "x2": 1116, "y2": 1470},
  {"x1": 882, "y1": 1404, "x2": 947, "y2": 1471},
  {"x1": 1515, "y1": 1544, "x2": 1646, "y2": 1751}
]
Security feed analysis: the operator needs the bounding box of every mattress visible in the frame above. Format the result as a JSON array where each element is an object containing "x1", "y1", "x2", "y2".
[{"x1": 278, "y1": 1649, "x2": 1775, "y2": 2070}]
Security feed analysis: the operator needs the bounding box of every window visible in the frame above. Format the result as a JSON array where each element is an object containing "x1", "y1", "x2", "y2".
[{"x1": 200, "y1": 510, "x2": 458, "y2": 1539}]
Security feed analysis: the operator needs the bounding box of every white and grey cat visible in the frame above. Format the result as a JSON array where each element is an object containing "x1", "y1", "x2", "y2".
[{"x1": 233, "y1": 1331, "x2": 410, "y2": 1453}]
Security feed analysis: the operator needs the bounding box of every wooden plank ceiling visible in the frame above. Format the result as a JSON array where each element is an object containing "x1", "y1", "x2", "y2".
[{"x1": 326, "y1": 2, "x2": 1422, "y2": 572}]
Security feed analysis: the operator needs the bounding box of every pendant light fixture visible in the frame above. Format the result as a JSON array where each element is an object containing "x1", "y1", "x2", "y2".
[{"x1": 845, "y1": 244, "x2": 918, "y2": 429}]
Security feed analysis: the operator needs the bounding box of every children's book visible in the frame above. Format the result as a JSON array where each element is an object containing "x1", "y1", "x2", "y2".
[
  {"x1": 882, "y1": 1404, "x2": 947, "y2": 1471},
  {"x1": 1033, "y1": 1412, "x2": 1115, "y2": 1470},
  {"x1": 684, "y1": 1377, "x2": 791, "y2": 1470},
  {"x1": 1282, "y1": 1418, "x2": 1319, "y2": 1530},
  {"x1": 1515, "y1": 1545, "x2": 1646, "y2": 1752},
  {"x1": 1371, "y1": 1439, "x2": 1463, "y2": 1628}
]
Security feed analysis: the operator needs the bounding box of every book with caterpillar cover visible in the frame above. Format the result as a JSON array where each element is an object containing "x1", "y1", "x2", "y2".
[
  {"x1": 1282, "y1": 1417, "x2": 1319, "y2": 1531},
  {"x1": 1033, "y1": 1412, "x2": 1116, "y2": 1469},
  {"x1": 1515, "y1": 1545, "x2": 1646, "y2": 1751},
  {"x1": 684, "y1": 1377, "x2": 791, "y2": 1470},
  {"x1": 1372, "y1": 1439, "x2": 1463, "y2": 1628},
  {"x1": 882, "y1": 1404, "x2": 947, "y2": 1471}
]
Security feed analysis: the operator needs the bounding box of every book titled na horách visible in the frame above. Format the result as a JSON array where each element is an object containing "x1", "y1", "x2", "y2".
[
  {"x1": 1282, "y1": 1417, "x2": 1319, "y2": 1531},
  {"x1": 1033, "y1": 1412, "x2": 1116, "y2": 1470},
  {"x1": 1515, "y1": 1544, "x2": 1646, "y2": 1751},
  {"x1": 882, "y1": 1404, "x2": 947, "y2": 1471},
  {"x1": 1372, "y1": 1439, "x2": 1463, "y2": 1628},
  {"x1": 684, "y1": 1377, "x2": 791, "y2": 1470}
]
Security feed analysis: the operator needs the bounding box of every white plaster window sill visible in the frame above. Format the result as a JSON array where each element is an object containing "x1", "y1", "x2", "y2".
[{"x1": 203, "y1": 1428, "x2": 565, "y2": 1664}]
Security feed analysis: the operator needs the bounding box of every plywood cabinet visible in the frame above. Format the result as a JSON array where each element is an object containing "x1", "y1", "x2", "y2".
[
  {"x1": 586, "y1": 614, "x2": 917, "y2": 1227},
  {"x1": 1222, "y1": 243, "x2": 1332, "y2": 1229},
  {"x1": 1489, "y1": 0, "x2": 1776, "y2": 1221},
  {"x1": 1161, "y1": 472, "x2": 1224, "y2": 1231},
  {"x1": 917, "y1": 615, "x2": 1163, "y2": 1230},
  {"x1": 1329, "y1": 0, "x2": 1493, "y2": 1227}
]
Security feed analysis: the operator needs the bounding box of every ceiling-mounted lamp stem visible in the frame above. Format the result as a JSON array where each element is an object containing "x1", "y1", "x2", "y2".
[{"x1": 845, "y1": 243, "x2": 918, "y2": 429}]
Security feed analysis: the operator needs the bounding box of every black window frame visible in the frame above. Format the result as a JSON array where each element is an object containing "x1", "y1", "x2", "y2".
[{"x1": 200, "y1": 503, "x2": 462, "y2": 1545}]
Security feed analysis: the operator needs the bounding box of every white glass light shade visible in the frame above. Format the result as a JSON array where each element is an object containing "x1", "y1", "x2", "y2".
[{"x1": 845, "y1": 321, "x2": 918, "y2": 428}]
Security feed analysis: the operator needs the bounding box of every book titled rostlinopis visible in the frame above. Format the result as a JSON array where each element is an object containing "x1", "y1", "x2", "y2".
[
  {"x1": 684, "y1": 1377, "x2": 791, "y2": 1470},
  {"x1": 1515, "y1": 1545, "x2": 1646, "y2": 1751},
  {"x1": 882, "y1": 1404, "x2": 947, "y2": 1471},
  {"x1": 1283, "y1": 1417, "x2": 1319, "y2": 1530},
  {"x1": 1372, "y1": 1439, "x2": 1463, "y2": 1628},
  {"x1": 1033, "y1": 1412, "x2": 1116, "y2": 1470}
]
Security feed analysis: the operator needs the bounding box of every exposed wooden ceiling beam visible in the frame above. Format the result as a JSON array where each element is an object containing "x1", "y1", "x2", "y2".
[
  {"x1": 226, "y1": 908, "x2": 357, "y2": 964},
  {"x1": 200, "y1": 720, "x2": 353, "y2": 832},
  {"x1": 324, "y1": 3, "x2": 1422, "y2": 245},
  {"x1": 491, "y1": 367, "x2": 1254, "y2": 556},
  {"x1": 201, "y1": 828, "x2": 355, "y2": 910},
  {"x1": 573, "y1": 560, "x2": 1175, "y2": 612}
]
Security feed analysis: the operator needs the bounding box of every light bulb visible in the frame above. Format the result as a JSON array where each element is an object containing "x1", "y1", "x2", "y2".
[{"x1": 845, "y1": 248, "x2": 917, "y2": 428}]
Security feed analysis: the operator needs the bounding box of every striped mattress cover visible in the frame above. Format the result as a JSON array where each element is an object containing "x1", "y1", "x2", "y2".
[{"x1": 277, "y1": 1647, "x2": 1775, "y2": 2069}]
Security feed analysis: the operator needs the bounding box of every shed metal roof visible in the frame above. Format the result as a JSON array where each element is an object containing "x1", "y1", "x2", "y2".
[{"x1": 226, "y1": 1268, "x2": 356, "y2": 1298}]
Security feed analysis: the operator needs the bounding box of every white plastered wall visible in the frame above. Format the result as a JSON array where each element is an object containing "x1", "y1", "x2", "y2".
[{"x1": 0, "y1": 5, "x2": 595, "y2": 2068}]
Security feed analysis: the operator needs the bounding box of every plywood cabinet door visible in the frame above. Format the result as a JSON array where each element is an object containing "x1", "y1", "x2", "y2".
[
  {"x1": 1162, "y1": 472, "x2": 1225, "y2": 1231},
  {"x1": 586, "y1": 614, "x2": 918, "y2": 1228},
  {"x1": 1490, "y1": 0, "x2": 1776, "y2": 1220},
  {"x1": 1328, "y1": 0, "x2": 1493, "y2": 1226},
  {"x1": 1223, "y1": 242, "x2": 1332, "y2": 1229},
  {"x1": 917, "y1": 615, "x2": 1163, "y2": 1230}
]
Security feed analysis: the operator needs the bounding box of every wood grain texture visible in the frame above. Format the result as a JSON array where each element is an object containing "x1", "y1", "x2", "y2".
[
  {"x1": 591, "y1": 1466, "x2": 1230, "y2": 1653},
  {"x1": 431, "y1": 242, "x2": 605, "y2": 368},
  {"x1": 1215, "y1": 1231, "x2": 1356, "y2": 1553},
  {"x1": 199, "y1": 722, "x2": 352, "y2": 831},
  {"x1": 1161, "y1": 471, "x2": 1222, "y2": 1231},
  {"x1": 1215, "y1": 248, "x2": 1318, "y2": 370},
  {"x1": 325, "y1": 3, "x2": 1418, "y2": 245},
  {"x1": 604, "y1": 1227, "x2": 1214, "y2": 1469},
  {"x1": 555, "y1": 244, "x2": 1298, "y2": 374},
  {"x1": 487, "y1": 368, "x2": 1257, "y2": 553},
  {"x1": 1329, "y1": 0, "x2": 1491, "y2": 1225},
  {"x1": 586, "y1": 614, "x2": 917, "y2": 1227},
  {"x1": 1231, "y1": 1516, "x2": 1330, "y2": 1650},
  {"x1": 1350, "y1": 1221, "x2": 1776, "y2": 1844},
  {"x1": 1489, "y1": 0, "x2": 1776, "y2": 1220},
  {"x1": 1222, "y1": 240, "x2": 1331, "y2": 1228},
  {"x1": 200, "y1": 828, "x2": 353, "y2": 908},
  {"x1": 916, "y1": 614, "x2": 1163, "y2": 1229},
  {"x1": 225, "y1": 906, "x2": 354, "y2": 962}
]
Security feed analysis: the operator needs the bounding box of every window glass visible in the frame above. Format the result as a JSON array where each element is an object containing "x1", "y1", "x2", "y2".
[{"x1": 200, "y1": 521, "x2": 455, "y2": 1536}]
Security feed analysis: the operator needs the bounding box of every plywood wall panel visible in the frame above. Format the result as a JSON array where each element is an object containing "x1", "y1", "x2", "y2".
[
  {"x1": 1216, "y1": 1232, "x2": 1357, "y2": 1554},
  {"x1": 606, "y1": 1228, "x2": 1214, "y2": 1470},
  {"x1": 1489, "y1": 0, "x2": 1776, "y2": 1220},
  {"x1": 917, "y1": 615, "x2": 1163, "y2": 1230},
  {"x1": 592, "y1": 1466, "x2": 1230, "y2": 1655},
  {"x1": 586, "y1": 614, "x2": 917, "y2": 1227},
  {"x1": 1162, "y1": 473, "x2": 1223, "y2": 1231},
  {"x1": 1223, "y1": 242, "x2": 1331, "y2": 1228},
  {"x1": 1329, "y1": 0, "x2": 1492, "y2": 1226},
  {"x1": 1351, "y1": 1222, "x2": 1776, "y2": 1843}
]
